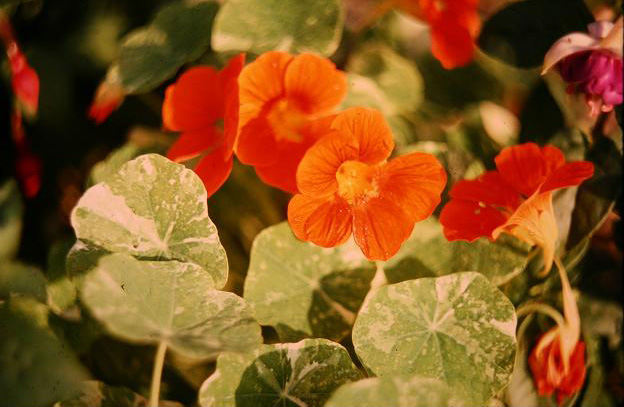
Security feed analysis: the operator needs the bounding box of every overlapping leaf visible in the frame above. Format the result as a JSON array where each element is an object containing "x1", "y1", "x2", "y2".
[
  {"x1": 0, "y1": 179, "x2": 23, "y2": 261},
  {"x1": 212, "y1": 0, "x2": 343, "y2": 56},
  {"x1": 244, "y1": 222, "x2": 376, "y2": 342},
  {"x1": 353, "y1": 272, "x2": 517, "y2": 405},
  {"x1": 69, "y1": 154, "x2": 228, "y2": 289},
  {"x1": 198, "y1": 338, "x2": 362, "y2": 407},
  {"x1": 80, "y1": 253, "x2": 262, "y2": 359}
]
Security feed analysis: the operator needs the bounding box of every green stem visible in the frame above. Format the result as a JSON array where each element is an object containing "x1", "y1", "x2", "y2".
[
  {"x1": 516, "y1": 302, "x2": 565, "y2": 328},
  {"x1": 149, "y1": 342, "x2": 167, "y2": 407}
]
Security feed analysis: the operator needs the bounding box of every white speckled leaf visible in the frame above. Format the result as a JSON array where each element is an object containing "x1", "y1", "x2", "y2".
[
  {"x1": 244, "y1": 222, "x2": 376, "y2": 342},
  {"x1": 212, "y1": 0, "x2": 343, "y2": 56},
  {"x1": 352, "y1": 272, "x2": 517, "y2": 405},
  {"x1": 325, "y1": 376, "x2": 469, "y2": 407},
  {"x1": 70, "y1": 154, "x2": 227, "y2": 289},
  {"x1": 0, "y1": 179, "x2": 23, "y2": 261},
  {"x1": 80, "y1": 253, "x2": 261, "y2": 359},
  {"x1": 384, "y1": 218, "x2": 530, "y2": 302},
  {"x1": 198, "y1": 338, "x2": 362, "y2": 407}
]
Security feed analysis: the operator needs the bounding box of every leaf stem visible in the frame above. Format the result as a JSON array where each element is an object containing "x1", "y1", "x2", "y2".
[
  {"x1": 149, "y1": 341, "x2": 167, "y2": 407},
  {"x1": 361, "y1": 261, "x2": 387, "y2": 310}
]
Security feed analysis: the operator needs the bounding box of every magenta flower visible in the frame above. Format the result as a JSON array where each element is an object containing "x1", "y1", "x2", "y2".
[{"x1": 543, "y1": 18, "x2": 623, "y2": 116}]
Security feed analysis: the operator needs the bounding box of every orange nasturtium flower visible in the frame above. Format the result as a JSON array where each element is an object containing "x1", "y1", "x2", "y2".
[
  {"x1": 235, "y1": 51, "x2": 347, "y2": 193},
  {"x1": 440, "y1": 142, "x2": 594, "y2": 273},
  {"x1": 288, "y1": 107, "x2": 447, "y2": 261},
  {"x1": 162, "y1": 54, "x2": 245, "y2": 197}
]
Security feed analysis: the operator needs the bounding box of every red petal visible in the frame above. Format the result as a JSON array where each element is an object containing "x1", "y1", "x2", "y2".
[
  {"x1": 235, "y1": 112, "x2": 279, "y2": 166},
  {"x1": 379, "y1": 152, "x2": 447, "y2": 223},
  {"x1": 287, "y1": 194, "x2": 353, "y2": 247},
  {"x1": 439, "y1": 199, "x2": 508, "y2": 241},
  {"x1": 162, "y1": 66, "x2": 222, "y2": 132},
  {"x1": 495, "y1": 143, "x2": 553, "y2": 197},
  {"x1": 193, "y1": 144, "x2": 233, "y2": 198},
  {"x1": 352, "y1": 196, "x2": 415, "y2": 260},
  {"x1": 429, "y1": 16, "x2": 475, "y2": 69},
  {"x1": 541, "y1": 161, "x2": 594, "y2": 193},
  {"x1": 167, "y1": 127, "x2": 223, "y2": 163},
  {"x1": 220, "y1": 53, "x2": 245, "y2": 157},
  {"x1": 449, "y1": 171, "x2": 520, "y2": 209}
]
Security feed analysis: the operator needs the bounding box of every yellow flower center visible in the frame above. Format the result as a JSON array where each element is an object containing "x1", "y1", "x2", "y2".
[
  {"x1": 266, "y1": 99, "x2": 308, "y2": 143},
  {"x1": 336, "y1": 160, "x2": 380, "y2": 205}
]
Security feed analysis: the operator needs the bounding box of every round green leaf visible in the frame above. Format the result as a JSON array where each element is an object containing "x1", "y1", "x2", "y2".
[
  {"x1": 325, "y1": 376, "x2": 468, "y2": 407},
  {"x1": 118, "y1": 1, "x2": 218, "y2": 93},
  {"x1": 80, "y1": 253, "x2": 261, "y2": 359},
  {"x1": 384, "y1": 217, "x2": 530, "y2": 302},
  {"x1": 244, "y1": 222, "x2": 376, "y2": 342},
  {"x1": 212, "y1": 0, "x2": 343, "y2": 56},
  {"x1": 353, "y1": 272, "x2": 517, "y2": 405},
  {"x1": 199, "y1": 338, "x2": 363, "y2": 407},
  {"x1": 347, "y1": 44, "x2": 423, "y2": 112},
  {"x1": 0, "y1": 297, "x2": 87, "y2": 407},
  {"x1": 0, "y1": 179, "x2": 23, "y2": 261},
  {"x1": 70, "y1": 153, "x2": 228, "y2": 289},
  {"x1": 0, "y1": 262, "x2": 47, "y2": 303}
]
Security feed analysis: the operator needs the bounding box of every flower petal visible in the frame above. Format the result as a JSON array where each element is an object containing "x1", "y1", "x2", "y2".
[
  {"x1": 495, "y1": 143, "x2": 558, "y2": 197},
  {"x1": 330, "y1": 107, "x2": 394, "y2": 164},
  {"x1": 429, "y1": 15, "x2": 475, "y2": 69},
  {"x1": 439, "y1": 199, "x2": 508, "y2": 242},
  {"x1": 287, "y1": 194, "x2": 353, "y2": 247},
  {"x1": 378, "y1": 152, "x2": 447, "y2": 222},
  {"x1": 541, "y1": 161, "x2": 594, "y2": 193},
  {"x1": 542, "y1": 32, "x2": 598, "y2": 74},
  {"x1": 167, "y1": 127, "x2": 222, "y2": 163},
  {"x1": 235, "y1": 111, "x2": 279, "y2": 166},
  {"x1": 352, "y1": 196, "x2": 415, "y2": 260},
  {"x1": 449, "y1": 171, "x2": 521, "y2": 209},
  {"x1": 162, "y1": 66, "x2": 222, "y2": 131},
  {"x1": 238, "y1": 51, "x2": 293, "y2": 131},
  {"x1": 193, "y1": 144, "x2": 233, "y2": 198},
  {"x1": 219, "y1": 53, "x2": 246, "y2": 157},
  {"x1": 284, "y1": 53, "x2": 347, "y2": 114}
]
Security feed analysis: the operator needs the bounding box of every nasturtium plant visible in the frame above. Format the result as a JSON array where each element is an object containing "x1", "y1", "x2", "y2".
[
  {"x1": 80, "y1": 253, "x2": 262, "y2": 359},
  {"x1": 55, "y1": 380, "x2": 182, "y2": 407},
  {"x1": 198, "y1": 338, "x2": 363, "y2": 407},
  {"x1": 69, "y1": 154, "x2": 228, "y2": 288},
  {"x1": 0, "y1": 297, "x2": 87, "y2": 407},
  {"x1": 384, "y1": 218, "x2": 530, "y2": 288},
  {"x1": 212, "y1": 0, "x2": 343, "y2": 56},
  {"x1": 353, "y1": 272, "x2": 517, "y2": 405},
  {"x1": 244, "y1": 222, "x2": 376, "y2": 342},
  {"x1": 116, "y1": 1, "x2": 219, "y2": 93},
  {"x1": 325, "y1": 376, "x2": 467, "y2": 407}
]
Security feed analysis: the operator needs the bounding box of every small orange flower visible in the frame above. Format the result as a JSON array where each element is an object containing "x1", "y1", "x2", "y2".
[
  {"x1": 162, "y1": 54, "x2": 245, "y2": 197},
  {"x1": 235, "y1": 51, "x2": 347, "y2": 193},
  {"x1": 440, "y1": 143, "x2": 594, "y2": 273},
  {"x1": 288, "y1": 107, "x2": 447, "y2": 260}
]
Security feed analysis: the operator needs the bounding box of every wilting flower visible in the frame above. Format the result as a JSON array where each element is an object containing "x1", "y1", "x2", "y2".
[
  {"x1": 529, "y1": 255, "x2": 586, "y2": 404},
  {"x1": 88, "y1": 66, "x2": 126, "y2": 125},
  {"x1": 440, "y1": 143, "x2": 594, "y2": 273},
  {"x1": 235, "y1": 51, "x2": 347, "y2": 193},
  {"x1": 543, "y1": 18, "x2": 623, "y2": 116},
  {"x1": 162, "y1": 54, "x2": 245, "y2": 197},
  {"x1": 288, "y1": 107, "x2": 446, "y2": 260}
]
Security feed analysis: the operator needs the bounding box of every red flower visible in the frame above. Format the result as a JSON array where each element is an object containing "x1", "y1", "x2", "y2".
[
  {"x1": 8, "y1": 47, "x2": 39, "y2": 116},
  {"x1": 235, "y1": 51, "x2": 347, "y2": 193},
  {"x1": 529, "y1": 334, "x2": 586, "y2": 405},
  {"x1": 288, "y1": 107, "x2": 446, "y2": 260},
  {"x1": 399, "y1": 0, "x2": 480, "y2": 69},
  {"x1": 162, "y1": 54, "x2": 245, "y2": 197},
  {"x1": 440, "y1": 143, "x2": 594, "y2": 273}
]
